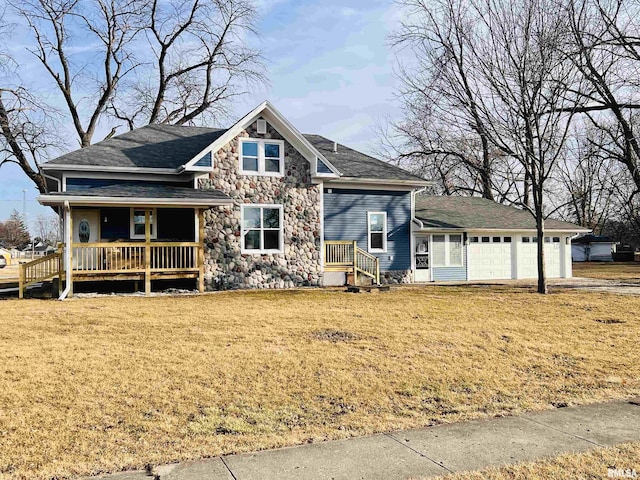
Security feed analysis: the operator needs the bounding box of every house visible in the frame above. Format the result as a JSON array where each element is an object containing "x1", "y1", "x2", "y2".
[
  {"x1": 572, "y1": 235, "x2": 615, "y2": 262},
  {"x1": 412, "y1": 196, "x2": 589, "y2": 281},
  {"x1": 32, "y1": 101, "x2": 587, "y2": 298}
]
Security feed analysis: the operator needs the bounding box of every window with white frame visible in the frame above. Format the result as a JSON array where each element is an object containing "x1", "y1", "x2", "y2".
[
  {"x1": 367, "y1": 212, "x2": 387, "y2": 252},
  {"x1": 130, "y1": 208, "x2": 157, "y2": 239},
  {"x1": 432, "y1": 234, "x2": 463, "y2": 267},
  {"x1": 241, "y1": 205, "x2": 283, "y2": 253},
  {"x1": 239, "y1": 138, "x2": 285, "y2": 176}
]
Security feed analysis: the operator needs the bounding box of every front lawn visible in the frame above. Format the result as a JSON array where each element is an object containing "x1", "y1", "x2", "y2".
[
  {"x1": 573, "y1": 261, "x2": 640, "y2": 280},
  {"x1": 1, "y1": 287, "x2": 639, "y2": 479}
]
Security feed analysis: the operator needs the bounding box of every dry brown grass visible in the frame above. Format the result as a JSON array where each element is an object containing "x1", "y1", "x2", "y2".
[
  {"x1": 1, "y1": 286, "x2": 639, "y2": 480},
  {"x1": 433, "y1": 442, "x2": 640, "y2": 479},
  {"x1": 573, "y1": 261, "x2": 640, "y2": 280}
]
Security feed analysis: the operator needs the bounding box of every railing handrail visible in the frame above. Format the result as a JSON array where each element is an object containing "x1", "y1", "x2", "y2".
[
  {"x1": 325, "y1": 240, "x2": 380, "y2": 284},
  {"x1": 74, "y1": 241, "x2": 200, "y2": 248},
  {"x1": 19, "y1": 252, "x2": 62, "y2": 298}
]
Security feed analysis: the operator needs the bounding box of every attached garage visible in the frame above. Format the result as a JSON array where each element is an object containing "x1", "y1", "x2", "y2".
[
  {"x1": 468, "y1": 235, "x2": 513, "y2": 280},
  {"x1": 413, "y1": 196, "x2": 588, "y2": 282}
]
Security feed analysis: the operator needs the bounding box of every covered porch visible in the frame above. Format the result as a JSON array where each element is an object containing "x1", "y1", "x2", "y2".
[{"x1": 36, "y1": 183, "x2": 232, "y2": 298}]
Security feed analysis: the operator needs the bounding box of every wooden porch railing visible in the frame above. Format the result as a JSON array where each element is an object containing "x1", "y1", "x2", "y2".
[
  {"x1": 71, "y1": 242, "x2": 200, "y2": 273},
  {"x1": 325, "y1": 240, "x2": 380, "y2": 285},
  {"x1": 19, "y1": 250, "x2": 62, "y2": 299}
]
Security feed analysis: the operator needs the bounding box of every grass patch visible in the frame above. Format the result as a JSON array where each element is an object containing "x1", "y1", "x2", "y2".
[
  {"x1": 573, "y1": 261, "x2": 640, "y2": 280},
  {"x1": 0, "y1": 287, "x2": 639, "y2": 479},
  {"x1": 432, "y1": 442, "x2": 640, "y2": 479}
]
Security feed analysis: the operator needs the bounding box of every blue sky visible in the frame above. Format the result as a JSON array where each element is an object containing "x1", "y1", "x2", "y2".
[{"x1": 0, "y1": 0, "x2": 407, "y2": 228}]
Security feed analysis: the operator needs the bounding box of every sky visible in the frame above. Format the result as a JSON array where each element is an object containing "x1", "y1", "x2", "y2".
[{"x1": 0, "y1": 0, "x2": 408, "y2": 229}]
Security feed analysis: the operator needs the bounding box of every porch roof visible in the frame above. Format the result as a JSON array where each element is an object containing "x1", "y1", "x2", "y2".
[{"x1": 38, "y1": 183, "x2": 232, "y2": 207}]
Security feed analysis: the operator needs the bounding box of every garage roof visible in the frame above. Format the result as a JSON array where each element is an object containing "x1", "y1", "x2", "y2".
[{"x1": 414, "y1": 195, "x2": 589, "y2": 231}]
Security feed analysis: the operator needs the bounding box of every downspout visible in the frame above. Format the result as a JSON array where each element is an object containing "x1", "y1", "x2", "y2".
[{"x1": 58, "y1": 201, "x2": 72, "y2": 300}]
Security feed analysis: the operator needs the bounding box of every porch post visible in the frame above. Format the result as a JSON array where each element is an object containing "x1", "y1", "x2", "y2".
[
  {"x1": 198, "y1": 208, "x2": 205, "y2": 293},
  {"x1": 68, "y1": 206, "x2": 74, "y2": 298},
  {"x1": 145, "y1": 209, "x2": 151, "y2": 295}
]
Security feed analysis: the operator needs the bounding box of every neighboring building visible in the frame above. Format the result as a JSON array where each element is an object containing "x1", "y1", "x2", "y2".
[
  {"x1": 572, "y1": 235, "x2": 615, "y2": 262},
  {"x1": 33, "y1": 101, "x2": 587, "y2": 297},
  {"x1": 0, "y1": 248, "x2": 10, "y2": 266}
]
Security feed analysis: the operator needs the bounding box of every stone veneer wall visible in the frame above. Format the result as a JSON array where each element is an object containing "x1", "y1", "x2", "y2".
[
  {"x1": 380, "y1": 270, "x2": 413, "y2": 284},
  {"x1": 199, "y1": 120, "x2": 322, "y2": 290}
]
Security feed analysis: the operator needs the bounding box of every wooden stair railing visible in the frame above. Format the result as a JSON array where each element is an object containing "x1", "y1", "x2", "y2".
[
  {"x1": 19, "y1": 250, "x2": 63, "y2": 299},
  {"x1": 325, "y1": 240, "x2": 380, "y2": 285}
]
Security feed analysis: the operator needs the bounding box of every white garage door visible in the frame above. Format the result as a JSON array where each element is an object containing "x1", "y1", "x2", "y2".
[
  {"x1": 468, "y1": 235, "x2": 513, "y2": 280},
  {"x1": 544, "y1": 237, "x2": 562, "y2": 278},
  {"x1": 517, "y1": 236, "x2": 562, "y2": 278}
]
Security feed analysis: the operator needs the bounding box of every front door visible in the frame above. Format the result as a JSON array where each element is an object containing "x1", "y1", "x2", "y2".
[
  {"x1": 72, "y1": 209, "x2": 100, "y2": 270},
  {"x1": 414, "y1": 235, "x2": 430, "y2": 282}
]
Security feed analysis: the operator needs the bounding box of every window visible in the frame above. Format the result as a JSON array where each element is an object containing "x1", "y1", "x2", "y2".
[
  {"x1": 433, "y1": 235, "x2": 446, "y2": 266},
  {"x1": 449, "y1": 234, "x2": 463, "y2": 266},
  {"x1": 432, "y1": 234, "x2": 463, "y2": 267},
  {"x1": 504, "y1": 236, "x2": 512, "y2": 243},
  {"x1": 481, "y1": 236, "x2": 490, "y2": 243},
  {"x1": 544, "y1": 236, "x2": 552, "y2": 243},
  {"x1": 470, "y1": 236, "x2": 479, "y2": 243},
  {"x1": 241, "y1": 205, "x2": 283, "y2": 253},
  {"x1": 368, "y1": 212, "x2": 387, "y2": 252},
  {"x1": 493, "y1": 236, "x2": 501, "y2": 243},
  {"x1": 553, "y1": 237, "x2": 560, "y2": 243},
  {"x1": 239, "y1": 138, "x2": 285, "y2": 176},
  {"x1": 130, "y1": 208, "x2": 157, "y2": 239},
  {"x1": 522, "y1": 236, "x2": 530, "y2": 243}
]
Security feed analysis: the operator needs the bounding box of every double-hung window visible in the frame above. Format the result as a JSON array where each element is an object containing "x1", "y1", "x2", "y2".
[
  {"x1": 367, "y1": 212, "x2": 387, "y2": 252},
  {"x1": 130, "y1": 208, "x2": 157, "y2": 239},
  {"x1": 432, "y1": 234, "x2": 463, "y2": 267},
  {"x1": 240, "y1": 138, "x2": 285, "y2": 176},
  {"x1": 241, "y1": 205, "x2": 283, "y2": 253}
]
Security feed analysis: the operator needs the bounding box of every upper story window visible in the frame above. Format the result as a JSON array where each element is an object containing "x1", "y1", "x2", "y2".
[
  {"x1": 239, "y1": 138, "x2": 285, "y2": 176},
  {"x1": 368, "y1": 212, "x2": 387, "y2": 253},
  {"x1": 241, "y1": 204, "x2": 283, "y2": 254}
]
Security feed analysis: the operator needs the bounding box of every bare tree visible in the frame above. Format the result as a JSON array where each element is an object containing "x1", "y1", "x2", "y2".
[
  {"x1": 34, "y1": 214, "x2": 60, "y2": 244},
  {"x1": 1, "y1": 0, "x2": 264, "y2": 192},
  {"x1": 470, "y1": 0, "x2": 580, "y2": 293},
  {"x1": 564, "y1": 0, "x2": 640, "y2": 192},
  {"x1": 388, "y1": 0, "x2": 521, "y2": 202}
]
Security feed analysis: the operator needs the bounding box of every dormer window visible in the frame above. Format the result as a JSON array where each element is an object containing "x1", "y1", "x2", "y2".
[{"x1": 239, "y1": 138, "x2": 285, "y2": 176}]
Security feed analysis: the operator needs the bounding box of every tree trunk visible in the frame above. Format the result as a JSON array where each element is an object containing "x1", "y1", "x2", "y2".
[{"x1": 536, "y1": 208, "x2": 547, "y2": 294}]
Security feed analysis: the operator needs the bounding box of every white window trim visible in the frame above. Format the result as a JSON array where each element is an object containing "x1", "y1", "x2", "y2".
[
  {"x1": 239, "y1": 138, "x2": 285, "y2": 177},
  {"x1": 432, "y1": 233, "x2": 463, "y2": 267},
  {"x1": 130, "y1": 207, "x2": 157, "y2": 240},
  {"x1": 241, "y1": 204, "x2": 284, "y2": 254},
  {"x1": 367, "y1": 211, "x2": 387, "y2": 253}
]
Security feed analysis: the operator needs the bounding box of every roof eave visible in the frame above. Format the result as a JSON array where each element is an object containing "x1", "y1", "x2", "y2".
[
  {"x1": 37, "y1": 194, "x2": 232, "y2": 207},
  {"x1": 41, "y1": 164, "x2": 181, "y2": 174},
  {"x1": 327, "y1": 177, "x2": 431, "y2": 187}
]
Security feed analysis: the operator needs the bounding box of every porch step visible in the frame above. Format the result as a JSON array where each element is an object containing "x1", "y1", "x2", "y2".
[{"x1": 346, "y1": 285, "x2": 391, "y2": 294}]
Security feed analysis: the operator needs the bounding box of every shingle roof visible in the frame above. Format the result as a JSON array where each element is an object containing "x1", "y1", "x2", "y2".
[
  {"x1": 44, "y1": 124, "x2": 227, "y2": 169},
  {"x1": 415, "y1": 195, "x2": 588, "y2": 231},
  {"x1": 54, "y1": 183, "x2": 231, "y2": 201},
  {"x1": 572, "y1": 234, "x2": 614, "y2": 244},
  {"x1": 302, "y1": 134, "x2": 427, "y2": 182},
  {"x1": 42, "y1": 124, "x2": 427, "y2": 183}
]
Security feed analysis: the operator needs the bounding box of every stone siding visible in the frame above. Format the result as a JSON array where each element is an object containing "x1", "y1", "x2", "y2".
[
  {"x1": 380, "y1": 270, "x2": 413, "y2": 284},
  {"x1": 199, "y1": 119, "x2": 322, "y2": 290}
]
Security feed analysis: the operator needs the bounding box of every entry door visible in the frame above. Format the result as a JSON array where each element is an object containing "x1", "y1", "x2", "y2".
[
  {"x1": 73, "y1": 210, "x2": 100, "y2": 270},
  {"x1": 414, "y1": 236, "x2": 430, "y2": 282}
]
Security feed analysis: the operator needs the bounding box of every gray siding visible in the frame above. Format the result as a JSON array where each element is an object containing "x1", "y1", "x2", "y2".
[
  {"x1": 323, "y1": 188, "x2": 411, "y2": 271},
  {"x1": 432, "y1": 245, "x2": 468, "y2": 281}
]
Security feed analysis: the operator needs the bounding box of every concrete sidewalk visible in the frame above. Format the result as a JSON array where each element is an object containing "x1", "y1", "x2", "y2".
[{"x1": 92, "y1": 399, "x2": 640, "y2": 480}]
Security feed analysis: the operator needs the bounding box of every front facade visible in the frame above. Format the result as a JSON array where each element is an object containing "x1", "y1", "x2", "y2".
[{"x1": 33, "y1": 101, "x2": 587, "y2": 298}]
